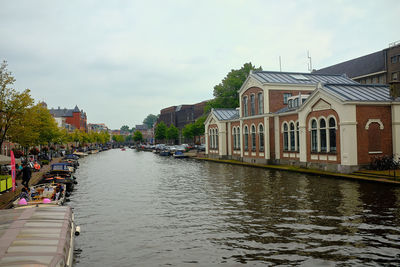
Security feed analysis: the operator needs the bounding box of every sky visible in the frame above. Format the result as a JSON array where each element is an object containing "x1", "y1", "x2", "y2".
[{"x1": 1, "y1": 0, "x2": 399, "y2": 129}]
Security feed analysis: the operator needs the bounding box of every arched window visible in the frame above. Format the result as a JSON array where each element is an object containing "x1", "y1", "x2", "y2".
[
  {"x1": 244, "y1": 126, "x2": 249, "y2": 150},
  {"x1": 215, "y1": 129, "x2": 219, "y2": 148},
  {"x1": 283, "y1": 123, "x2": 289, "y2": 151},
  {"x1": 237, "y1": 127, "x2": 241, "y2": 149},
  {"x1": 259, "y1": 124, "x2": 264, "y2": 151},
  {"x1": 288, "y1": 99, "x2": 292, "y2": 108},
  {"x1": 233, "y1": 127, "x2": 237, "y2": 149},
  {"x1": 311, "y1": 120, "x2": 317, "y2": 152},
  {"x1": 258, "y1": 93, "x2": 263, "y2": 114},
  {"x1": 294, "y1": 98, "x2": 299, "y2": 107},
  {"x1": 320, "y1": 119, "x2": 327, "y2": 152},
  {"x1": 329, "y1": 118, "x2": 336, "y2": 152},
  {"x1": 290, "y1": 122, "x2": 295, "y2": 151},
  {"x1": 251, "y1": 125, "x2": 256, "y2": 151},
  {"x1": 250, "y1": 95, "x2": 255, "y2": 116},
  {"x1": 243, "y1": 96, "x2": 248, "y2": 117},
  {"x1": 210, "y1": 129, "x2": 213, "y2": 149},
  {"x1": 296, "y1": 122, "x2": 300, "y2": 152}
]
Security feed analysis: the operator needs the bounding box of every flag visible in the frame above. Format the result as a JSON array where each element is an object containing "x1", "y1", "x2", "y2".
[{"x1": 10, "y1": 151, "x2": 16, "y2": 192}]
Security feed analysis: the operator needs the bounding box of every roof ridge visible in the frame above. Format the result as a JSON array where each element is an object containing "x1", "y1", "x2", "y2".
[
  {"x1": 324, "y1": 83, "x2": 388, "y2": 87},
  {"x1": 253, "y1": 70, "x2": 345, "y2": 77}
]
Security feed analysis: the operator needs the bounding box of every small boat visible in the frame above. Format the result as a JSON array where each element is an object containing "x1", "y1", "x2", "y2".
[
  {"x1": 13, "y1": 183, "x2": 66, "y2": 208},
  {"x1": 159, "y1": 150, "x2": 170, "y2": 156},
  {"x1": 173, "y1": 150, "x2": 187, "y2": 158},
  {"x1": 0, "y1": 206, "x2": 79, "y2": 266},
  {"x1": 73, "y1": 151, "x2": 88, "y2": 157},
  {"x1": 121, "y1": 148, "x2": 126, "y2": 151}
]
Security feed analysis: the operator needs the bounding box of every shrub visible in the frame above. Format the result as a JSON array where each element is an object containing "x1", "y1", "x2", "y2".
[
  {"x1": 29, "y1": 147, "x2": 39, "y2": 155},
  {"x1": 12, "y1": 149, "x2": 24, "y2": 158},
  {"x1": 41, "y1": 160, "x2": 49, "y2": 165},
  {"x1": 370, "y1": 155, "x2": 399, "y2": 171}
]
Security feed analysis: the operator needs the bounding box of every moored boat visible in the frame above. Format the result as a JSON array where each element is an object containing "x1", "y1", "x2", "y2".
[
  {"x1": 13, "y1": 183, "x2": 66, "y2": 208},
  {"x1": 0, "y1": 206, "x2": 79, "y2": 266}
]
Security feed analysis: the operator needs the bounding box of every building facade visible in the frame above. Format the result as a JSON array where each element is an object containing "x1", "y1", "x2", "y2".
[
  {"x1": 204, "y1": 70, "x2": 400, "y2": 173},
  {"x1": 49, "y1": 105, "x2": 87, "y2": 132}
]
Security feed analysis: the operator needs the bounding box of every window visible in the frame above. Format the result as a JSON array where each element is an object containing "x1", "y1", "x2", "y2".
[
  {"x1": 391, "y1": 56, "x2": 398, "y2": 64},
  {"x1": 311, "y1": 119, "x2": 317, "y2": 152},
  {"x1": 244, "y1": 126, "x2": 249, "y2": 150},
  {"x1": 294, "y1": 98, "x2": 299, "y2": 107},
  {"x1": 392, "y1": 72, "x2": 398, "y2": 81},
  {"x1": 283, "y1": 123, "x2": 289, "y2": 151},
  {"x1": 288, "y1": 99, "x2": 293, "y2": 108},
  {"x1": 210, "y1": 129, "x2": 213, "y2": 149},
  {"x1": 259, "y1": 124, "x2": 264, "y2": 151},
  {"x1": 258, "y1": 93, "x2": 263, "y2": 114},
  {"x1": 250, "y1": 95, "x2": 255, "y2": 116},
  {"x1": 237, "y1": 128, "x2": 241, "y2": 149},
  {"x1": 296, "y1": 122, "x2": 300, "y2": 152},
  {"x1": 251, "y1": 125, "x2": 256, "y2": 151},
  {"x1": 233, "y1": 128, "x2": 237, "y2": 149},
  {"x1": 290, "y1": 122, "x2": 295, "y2": 151},
  {"x1": 283, "y1": 93, "x2": 292, "y2": 104},
  {"x1": 329, "y1": 118, "x2": 336, "y2": 152},
  {"x1": 243, "y1": 96, "x2": 248, "y2": 117},
  {"x1": 215, "y1": 129, "x2": 219, "y2": 148},
  {"x1": 320, "y1": 119, "x2": 327, "y2": 152}
]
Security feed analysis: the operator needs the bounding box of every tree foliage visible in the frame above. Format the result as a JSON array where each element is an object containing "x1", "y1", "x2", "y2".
[
  {"x1": 166, "y1": 124, "x2": 179, "y2": 142},
  {"x1": 206, "y1": 62, "x2": 262, "y2": 112},
  {"x1": 155, "y1": 122, "x2": 167, "y2": 141},
  {"x1": 133, "y1": 130, "x2": 143, "y2": 142},
  {"x1": 120, "y1": 125, "x2": 130, "y2": 132},
  {"x1": 143, "y1": 114, "x2": 158, "y2": 129},
  {"x1": 0, "y1": 61, "x2": 34, "y2": 149},
  {"x1": 182, "y1": 116, "x2": 206, "y2": 142}
]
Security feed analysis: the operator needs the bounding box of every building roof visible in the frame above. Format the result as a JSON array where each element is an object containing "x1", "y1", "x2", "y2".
[
  {"x1": 251, "y1": 70, "x2": 356, "y2": 85},
  {"x1": 322, "y1": 83, "x2": 397, "y2": 102},
  {"x1": 49, "y1": 108, "x2": 74, "y2": 117},
  {"x1": 135, "y1": 124, "x2": 148, "y2": 130},
  {"x1": 213, "y1": 108, "x2": 239, "y2": 121},
  {"x1": 312, "y1": 50, "x2": 386, "y2": 78}
]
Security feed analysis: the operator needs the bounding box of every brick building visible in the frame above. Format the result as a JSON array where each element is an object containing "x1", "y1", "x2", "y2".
[
  {"x1": 135, "y1": 124, "x2": 154, "y2": 143},
  {"x1": 49, "y1": 105, "x2": 87, "y2": 132},
  {"x1": 313, "y1": 42, "x2": 400, "y2": 85},
  {"x1": 205, "y1": 70, "x2": 400, "y2": 173}
]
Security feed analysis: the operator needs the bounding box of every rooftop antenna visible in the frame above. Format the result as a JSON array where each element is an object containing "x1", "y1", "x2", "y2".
[
  {"x1": 279, "y1": 56, "x2": 282, "y2": 72},
  {"x1": 307, "y1": 51, "x2": 312, "y2": 72}
]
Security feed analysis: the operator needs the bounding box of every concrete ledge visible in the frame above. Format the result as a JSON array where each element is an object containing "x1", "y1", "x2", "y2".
[{"x1": 192, "y1": 157, "x2": 400, "y2": 186}]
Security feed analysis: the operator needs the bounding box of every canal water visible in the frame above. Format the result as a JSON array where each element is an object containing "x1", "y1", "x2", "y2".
[{"x1": 70, "y1": 149, "x2": 400, "y2": 266}]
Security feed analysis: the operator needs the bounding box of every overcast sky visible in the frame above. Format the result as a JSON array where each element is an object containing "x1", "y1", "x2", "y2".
[{"x1": 1, "y1": 0, "x2": 399, "y2": 129}]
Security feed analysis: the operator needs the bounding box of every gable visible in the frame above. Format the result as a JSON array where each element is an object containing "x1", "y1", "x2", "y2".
[
  {"x1": 312, "y1": 99, "x2": 331, "y2": 111},
  {"x1": 238, "y1": 75, "x2": 263, "y2": 95}
]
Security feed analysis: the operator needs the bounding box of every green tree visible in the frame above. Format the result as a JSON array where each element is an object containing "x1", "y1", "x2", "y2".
[
  {"x1": 182, "y1": 123, "x2": 194, "y2": 140},
  {"x1": 0, "y1": 61, "x2": 34, "y2": 149},
  {"x1": 143, "y1": 114, "x2": 158, "y2": 129},
  {"x1": 133, "y1": 130, "x2": 143, "y2": 143},
  {"x1": 206, "y1": 62, "x2": 262, "y2": 112},
  {"x1": 166, "y1": 124, "x2": 179, "y2": 143},
  {"x1": 120, "y1": 125, "x2": 130, "y2": 132},
  {"x1": 155, "y1": 122, "x2": 167, "y2": 141}
]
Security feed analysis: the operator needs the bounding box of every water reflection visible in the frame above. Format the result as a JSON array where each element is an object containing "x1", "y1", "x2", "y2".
[{"x1": 71, "y1": 150, "x2": 400, "y2": 266}]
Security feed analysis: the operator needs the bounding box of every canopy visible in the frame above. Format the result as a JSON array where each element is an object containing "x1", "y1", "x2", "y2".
[{"x1": 0, "y1": 154, "x2": 21, "y2": 165}]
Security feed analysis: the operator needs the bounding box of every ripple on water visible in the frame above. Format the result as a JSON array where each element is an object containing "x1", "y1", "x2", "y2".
[{"x1": 71, "y1": 149, "x2": 400, "y2": 266}]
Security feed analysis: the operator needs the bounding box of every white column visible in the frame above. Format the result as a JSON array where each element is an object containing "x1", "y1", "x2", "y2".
[
  {"x1": 299, "y1": 125, "x2": 307, "y2": 162},
  {"x1": 240, "y1": 120, "x2": 244, "y2": 158},
  {"x1": 227, "y1": 122, "x2": 232, "y2": 156},
  {"x1": 264, "y1": 116, "x2": 270, "y2": 159},
  {"x1": 274, "y1": 116, "x2": 280, "y2": 160},
  {"x1": 392, "y1": 105, "x2": 400, "y2": 160}
]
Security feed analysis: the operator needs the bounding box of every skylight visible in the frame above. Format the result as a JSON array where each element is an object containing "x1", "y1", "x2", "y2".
[{"x1": 290, "y1": 74, "x2": 310, "y2": 81}]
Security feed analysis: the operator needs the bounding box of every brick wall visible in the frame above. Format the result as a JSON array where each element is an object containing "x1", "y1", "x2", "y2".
[
  {"x1": 279, "y1": 114, "x2": 299, "y2": 161},
  {"x1": 242, "y1": 87, "x2": 263, "y2": 116},
  {"x1": 356, "y1": 105, "x2": 392, "y2": 165}
]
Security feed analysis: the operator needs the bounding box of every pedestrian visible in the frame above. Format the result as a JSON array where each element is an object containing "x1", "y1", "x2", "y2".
[{"x1": 21, "y1": 163, "x2": 32, "y2": 187}]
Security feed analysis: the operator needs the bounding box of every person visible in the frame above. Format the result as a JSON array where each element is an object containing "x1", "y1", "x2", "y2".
[
  {"x1": 33, "y1": 161, "x2": 41, "y2": 171},
  {"x1": 21, "y1": 163, "x2": 32, "y2": 187},
  {"x1": 19, "y1": 187, "x2": 30, "y2": 201}
]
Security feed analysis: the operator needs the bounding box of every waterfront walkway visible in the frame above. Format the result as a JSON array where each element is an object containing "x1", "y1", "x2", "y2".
[
  {"x1": 0, "y1": 158, "x2": 61, "y2": 209},
  {"x1": 195, "y1": 157, "x2": 400, "y2": 186}
]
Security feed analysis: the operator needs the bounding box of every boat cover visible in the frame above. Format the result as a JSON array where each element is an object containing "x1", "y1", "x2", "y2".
[{"x1": 0, "y1": 206, "x2": 73, "y2": 266}]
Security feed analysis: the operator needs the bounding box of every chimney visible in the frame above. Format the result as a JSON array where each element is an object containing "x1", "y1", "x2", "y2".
[{"x1": 389, "y1": 81, "x2": 400, "y2": 99}]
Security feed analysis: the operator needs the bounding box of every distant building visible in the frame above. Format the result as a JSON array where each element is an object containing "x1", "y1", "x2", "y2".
[
  {"x1": 135, "y1": 124, "x2": 153, "y2": 143},
  {"x1": 88, "y1": 123, "x2": 109, "y2": 133},
  {"x1": 49, "y1": 105, "x2": 87, "y2": 132},
  {"x1": 313, "y1": 41, "x2": 400, "y2": 85},
  {"x1": 157, "y1": 100, "x2": 208, "y2": 143}
]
